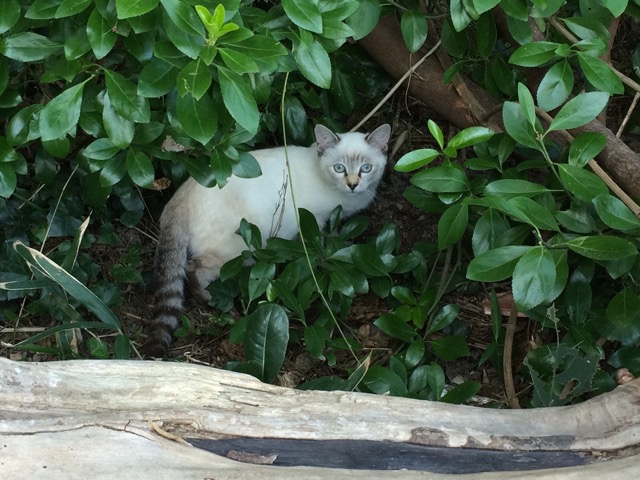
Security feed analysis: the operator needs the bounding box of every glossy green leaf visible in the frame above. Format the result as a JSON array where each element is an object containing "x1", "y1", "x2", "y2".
[
  {"x1": 569, "y1": 132, "x2": 606, "y2": 168},
  {"x1": 430, "y1": 335, "x2": 469, "y2": 361},
  {"x1": 512, "y1": 246, "x2": 556, "y2": 310},
  {"x1": 294, "y1": 39, "x2": 331, "y2": 89},
  {"x1": 351, "y1": 244, "x2": 391, "y2": 277},
  {"x1": 537, "y1": 60, "x2": 573, "y2": 112},
  {"x1": 138, "y1": 58, "x2": 178, "y2": 98},
  {"x1": 99, "y1": 155, "x2": 126, "y2": 187},
  {"x1": 0, "y1": 0, "x2": 20, "y2": 34},
  {"x1": 509, "y1": 41, "x2": 560, "y2": 67},
  {"x1": 450, "y1": 0, "x2": 473, "y2": 31},
  {"x1": 176, "y1": 58, "x2": 211, "y2": 100},
  {"x1": 116, "y1": 0, "x2": 159, "y2": 19},
  {"x1": 244, "y1": 303, "x2": 289, "y2": 383},
  {"x1": 218, "y1": 48, "x2": 259, "y2": 74},
  {"x1": 87, "y1": 8, "x2": 116, "y2": 59},
  {"x1": 474, "y1": 0, "x2": 501, "y2": 14},
  {"x1": 467, "y1": 245, "x2": 532, "y2": 282},
  {"x1": 346, "y1": 0, "x2": 380, "y2": 40},
  {"x1": 438, "y1": 203, "x2": 468, "y2": 249},
  {"x1": 548, "y1": 92, "x2": 610, "y2": 132},
  {"x1": 448, "y1": 126, "x2": 495, "y2": 149},
  {"x1": 217, "y1": 66, "x2": 259, "y2": 133},
  {"x1": 502, "y1": 101, "x2": 540, "y2": 149},
  {"x1": 103, "y1": 93, "x2": 134, "y2": 148},
  {"x1": 162, "y1": 9, "x2": 204, "y2": 59},
  {"x1": 428, "y1": 119, "x2": 444, "y2": 149},
  {"x1": 55, "y1": 0, "x2": 91, "y2": 18},
  {"x1": 507, "y1": 196, "x2": 560, "y2": 232},
  {"x1": 410, "y1": 165, "x2": 469, "y2": 193},
  {"x1": 516, "y1": 83, "x2": 536, "y2": 126},
  {"x1": 441, "y1": 381, "x2": 482, "y2": 404},
  {"x1": 177, "y1": 92, "x2": 217, "y2": 145},
  {"x1": 363, "y1": 365, "x2": 408, "y2": 396},
  {"x1": 304, "y1": 324, "x2": 328, "y2": 360},
  {"x1": 558, "y1": 164, "x2": 608, "y2": 202},
  {"x1": 104, "y1": 69, "x2": 150, "y2": 123},
  {"x1": 394, "y1": 149, "x2": 439, "y2": 172},
  {"x1": 83, "y1": 138, "x2": 120, "y2": 160},
  {"x1": 0, "y1": 162, "x2": 17, "y2": 198},
  {"x1": 39, "y1": 80, "x2": 88, "y2": 141},
  {"x1": 374, "y1": 313, "x2": 416, "y2": 342},
  {"x1": 322, "y1": 19, "x2": 354, "y2": 40},
  {"x1": 555, "y1": 208, "x2": 596, "y2": 234},
  {"x1": 593, "y1": 194, "x2": 640, "y2": 231},
  {"x1": 248, "y1": 261, "x2": 276, "y2": 304},
  {"x1": 564, "y1": 236, "x2": 638, "y2": 260},
  {"x1": 0, "y1": 32, "x2": 62, "y2": 61},
  {"x1": 160, "y1": 0, "x2": 204, "y2": 37},
  {"x1": 228, "y1": 36, "x2": 287, "y2": 71},
  {"x1": 484, "y1": 179, "x2": 550, "y2": 199},
  {"x1": 605, "y1": 288, "x2": 640, "y2": 344},
  {"x1": 565, "y1": 262, "x2": 594, "y2": 324},
  {"x1": 126, "y1": 149, "x2": 154, "y2": 187},
  {"x1": 472, "y1": 208, "x2": 509, "y2": 256},
  {"x1": 282, "y1": 0, "x2": 322, "y2": 33},
  {"x1": 576, "y1": 53, "x2": 623, "y2": 95},
  {"x1": 427, "y1": 304, "x2": 460, "y2": 336},
  {"x1": 603, "y1": 0, "x2": 628, "y2": 17},
  {"x1": 401, "y1": 10, "x2": 428, "y2": 53}
]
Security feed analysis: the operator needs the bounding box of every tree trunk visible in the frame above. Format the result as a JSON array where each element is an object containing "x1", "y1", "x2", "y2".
[{"x1": 1, "y1": 358, "x2": 639, "y2": 479}]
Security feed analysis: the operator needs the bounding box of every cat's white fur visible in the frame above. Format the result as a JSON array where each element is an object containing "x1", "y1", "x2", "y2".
[{"x1": 144, "y1": 124, "x2": 391, "y2": 357}]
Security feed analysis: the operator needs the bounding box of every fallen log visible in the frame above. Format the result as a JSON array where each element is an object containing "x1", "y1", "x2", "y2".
[{"x1": 1, "y1": 358, "x2": 639, "y2": 479}]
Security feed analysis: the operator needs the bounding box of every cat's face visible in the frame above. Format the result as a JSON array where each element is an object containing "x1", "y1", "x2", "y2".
[{"x1": 315, "y1": 124, "x2": 391, "y2": 197}]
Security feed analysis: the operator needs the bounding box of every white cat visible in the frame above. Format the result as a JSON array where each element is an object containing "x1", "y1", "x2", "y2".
[{"x1": 144, "y1": 124, "x2": 391, "y2": 357}]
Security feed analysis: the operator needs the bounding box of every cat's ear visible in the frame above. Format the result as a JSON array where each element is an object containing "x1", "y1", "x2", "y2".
[
  {"x1": 315, "y1": 124, "x2": 340, "y2": 154},
  {"x1": 366, "y1": 124, "x2": 391, "y2": 153}
]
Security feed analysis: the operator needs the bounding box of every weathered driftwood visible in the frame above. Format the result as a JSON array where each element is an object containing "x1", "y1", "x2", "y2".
[{"x1": 1, "y1": 358, "x2": 639, "y2": 479}]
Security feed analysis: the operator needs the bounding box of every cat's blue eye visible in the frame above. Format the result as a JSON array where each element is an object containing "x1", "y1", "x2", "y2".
[
  {"x1": 360, "y1": 163, "x2": 372, "y2": 173},
  {"x1": 333, "y1": 164, "x2": 346, "y2": 173}
]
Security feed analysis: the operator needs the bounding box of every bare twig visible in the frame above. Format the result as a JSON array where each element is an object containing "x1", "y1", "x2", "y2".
[
  {"x1": 503, "y1": 303, "x2": 521, "y2": 409},
  {"x1": 351, "y1": 40, "x2": 441, "y2": 132},
  {"x1": 617, "y1": 92, "x2": 640, "y2": 138}
]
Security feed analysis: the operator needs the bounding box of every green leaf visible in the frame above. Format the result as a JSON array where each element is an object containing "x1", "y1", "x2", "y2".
[
  {"x1": 126, "y1": 149, "x2": 154, "y2": 187},
  {"x1": 218, "y1": 48, "x2": 259, "y2": 74},
  {"x1": 162, "y1": 9, "x2": 204, "y2": 59},
  {"x1": 564, "y1": 236, "x2": 638, "y2": 260},
  {"x1": 555, "y1": 208, "x2": 596, "y2": 234},
  {"x1": 104, "y1": 69, "x2": 150, "y2": 123},
  {"x1": 176, "y1": 58, "x2": 211, "y2": 100},
  {"x1": 440, "y1": 381, "x2": 482, "y2": 404},
  {"x1": 160, "y1": 0, "x2": 204, "y2": 37},
  {"x1": 517, "y1": 83, "x2": 536, "y2": 127},
  {"x1": 116, "y1": 0, "x2": 159, "y2": 19},
  {"x1": 177, "y1": 92, "x2": 217, "y2": 145},
  {"x1": 430, "y1": 335, "x2": 469, "y2": 361},
  {"x1": 450, "y1": 0, "x2": 473, "y2": 31},
  {"x1": 304, "y1": 324, "x2": 328, "y2": 359},
  {"x1": 569, "y1": 132, "x2": 606, "y2": 168},
  {"x1": 39, "y1": 80, "x2": 88, "y2": 141},
  {"x1": 394, "y1": 149, "x2": 439, "y2": 172},
  {"x1": 102, "y1": 93, "x2": 134, "y2": 148},
  {"x1": 603, "y1": 0, "x2": 628, "y2": 17},
  {"x1": 83, "y1": 138, "x2": 121, "y2": 160},
  {"x1": 507, "y1": 196, "x2": 560, "y2": 231},
  {"x1": 346, "y1": 0, "x2": 380, "y2": 40},
  {"x1": 138, "y1": 58, "x2": 178, "y2": 98},
  {"x1": 448, "y1": 126, "x2": 495, "y2": 149},
  {"x1": 502, "y1": 101, "x2": 540, "y2": 149},
  {"x1": 428, "y1": 119, "x2": 444, "y2": 149},
  {"x1": 244, "y1": 303, "x2": 289, "y2": 383},
  {"x1": 248, "y1": 262, "x2": 276, "y2": 304},
  {"x1": 0, "y1": 32, "x2": 62, "y2": 61},
  {"x1": 509, "y1": 41, "x2": 560, "y2": 67},
  {"x1": 476, "y1": 12, "x2": 497, "y2": 58},
  {"x1": 537, "y1": 60, "x2": 573, "y2": 111},
  {"x1": 467, "y1": 245, "x2": 532, "y2": 282},
  {"x1": 99, "y1": 155, "x2": 126, "y2": 187},
  {"x1": 282, "y1": 0, "x2": 322, "y2": 33},
  {"x1": 512, "y1": 246, "x2": 556, "y2": 310},
  {"x1": 351, "y1": 244, "x2": 391, "y2": 277},
  {"x1": 217, "y1": 66, "x2": 259, "y2": 133},
  {"x1": 322, "y1": 19, "x2": 355, "y2": 40},
  {"x1": 0, "y1": 136, "x2": 19, "y2": 163},
  {"x1": 474, "y1": 0, "x2": 501, "y2": 15},
  {"x1": 401, "y1": 10, "x2": 428, "y2": 53},
  {"x1": 363, "y1": 365, "x2": 408, "y2": 396},
  {"x1": 483, "y1": 179, "x2": 550, "y2": 199},
  {"x1": 557, "y1": 164, "x2": 608, "y2": 202},
  {"x1": 427, "y1": 304, "x2": 460, "y2": 336},
  {"x1": 55, "y1": 0, "x2": 91, "y2": 17},
  {"x1": 548, "y1": 92, "x2": 610, "y2": 132},
  {"x1": 0, "y1": 0, "x2": 20, "y2": 34},
  {"x1": 438, "y1": 203, "x2": 468, "y2": 249},
  {"x1": 576, "y1": 53, "x2": 624, "y2": 95},
  {"x1": 593, "y1": 194, "x2": 640, "y2": 231},
  {"x1": 228, "y1": 36, "x2": 287, "y2": 71},
  {"x1": 0, "y1": 162, "x2": 17, "y2": 198},
  {"x1": 374, "y1": 313, "x2": 416, "y2": 342},
  {"x1": 410, "y1": 165, "x2": 469, "y2": 193},
  {"x1": 605, "y1": 288, "x2": 640, "y2": 344},
  {"x1": 294, "y1": 39, "x2": 331, "y2": 89},
  {"x1": 87, "y1": 7, "x2": 117, "y2": 60},
  {"x1": 565, "y1": 262, "x2": 593, "y2": 324}
]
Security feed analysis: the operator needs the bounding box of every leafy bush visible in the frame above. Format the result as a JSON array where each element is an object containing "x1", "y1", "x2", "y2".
[{"x1": 2, "y1": 0, "x2": 640, "y2": 408}]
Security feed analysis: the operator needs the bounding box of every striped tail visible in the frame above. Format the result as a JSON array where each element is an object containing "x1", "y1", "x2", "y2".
[{"x1": 144, "y1": 225, "x2": 189, "y2": 358}]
